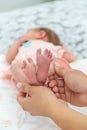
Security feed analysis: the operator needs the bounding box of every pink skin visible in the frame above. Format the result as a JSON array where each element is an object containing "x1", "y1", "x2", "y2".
[
  {"x1": 22, "y1": 49, "x2": 70, "y2": 99},
  {"x1": 36, "y1": 49, "x2": 52, "y2": 83},
  {"x1": 22, "y1": 58, "x2": 40, "y2": 85},
  {"x1": 11, "y1": 61, "x2": 29, "y2": 83},
  {"x1": 22, "y1": 49, "x2": 52, "y2": 85},
  {"x1": 46, "y1": 76, "x2": 65, "y2": 98}
]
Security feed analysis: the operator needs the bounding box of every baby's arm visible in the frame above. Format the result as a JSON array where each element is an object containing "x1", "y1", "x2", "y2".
[
  {"x1": 6, "y1": 36, "x2": 29, "y2": 64},
  {"x1": 6, "y1": 41, "x2": 22, "y2": 64}
]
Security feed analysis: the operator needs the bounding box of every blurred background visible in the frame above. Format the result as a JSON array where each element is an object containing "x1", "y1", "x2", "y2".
[
  {"x1": 0, "y1": 0, "x2": 56, "y2": 12},
  {"x1": 0, "y1": 0, "x2": 87, "y2": 59}
]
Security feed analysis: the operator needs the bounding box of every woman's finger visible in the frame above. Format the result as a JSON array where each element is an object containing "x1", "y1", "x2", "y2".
[
  {"x1": 17, "y1": 82, "x2": 33, "y2": 96},
  {"x1": 17, "y1": 92, "x2": 26, "y2": 105}
]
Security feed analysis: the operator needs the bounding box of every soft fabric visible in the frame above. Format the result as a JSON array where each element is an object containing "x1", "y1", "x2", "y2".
[{"x1": 15, "y1": 40, "x2": 65, "y2": 63}]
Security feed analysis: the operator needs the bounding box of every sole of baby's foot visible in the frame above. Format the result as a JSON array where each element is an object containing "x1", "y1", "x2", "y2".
[
  {"x1": 36, "y1": 49, "x2": 52, "y2": 83},
  {"x1": 22, "y1": 58, "x2": 40, "y2": 85}
]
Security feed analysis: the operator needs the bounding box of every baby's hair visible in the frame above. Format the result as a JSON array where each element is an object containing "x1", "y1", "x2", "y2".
[{"x1": 34, "y1": 27, "x2": 62, "y2": 46}]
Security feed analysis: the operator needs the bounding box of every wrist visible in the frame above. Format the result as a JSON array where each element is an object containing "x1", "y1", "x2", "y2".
[
  {"x1": 48, "y1": 99, "x2": 68, "y2": 124},
  {"x1": 47, "y1": 98, "x2": 61, "y2": 118}
]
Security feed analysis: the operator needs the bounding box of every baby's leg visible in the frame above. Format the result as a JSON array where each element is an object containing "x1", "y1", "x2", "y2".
[
  {"x1": 10, "y1": 61, "x2": 29, "y2": 83},
  {"x1": 22, "y1": 58, "x2": 40, "y2": 85},
  {"x1": 36, "y1": 49, "x2": 52, "y2": 83}
]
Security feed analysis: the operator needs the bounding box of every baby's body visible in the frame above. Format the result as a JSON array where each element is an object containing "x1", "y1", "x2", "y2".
[
  {"x1": 6, "y1": 27, "x2": 75, "y2": 65},
  {"x1": 8, "y1": 40, "x2": 70, "y2": 98},
  {"x1": 15, "y1": 40, "x2": 65, "y2": 64},
  {"x1": 5, "y1": 27, "x2": 74, "y2": 96},
  {"x1": 11, "y1": 40, "x2": 70, "y2": 84}
]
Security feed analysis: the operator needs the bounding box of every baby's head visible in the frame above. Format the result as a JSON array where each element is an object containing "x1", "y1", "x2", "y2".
[{"x1": 25, "y1": 27, "x2": 62, "y2": 46}]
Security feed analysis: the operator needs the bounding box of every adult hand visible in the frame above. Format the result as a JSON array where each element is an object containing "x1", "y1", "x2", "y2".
[
  {"x1": 55, "y1": 66, "x2": 87, "y2": 106},
  {"x1": 17, "y1": 83, "x2": 87, "y2": 130},
  {"x1": 17, "y1": 83, "x2": 64, "y2": 116}
]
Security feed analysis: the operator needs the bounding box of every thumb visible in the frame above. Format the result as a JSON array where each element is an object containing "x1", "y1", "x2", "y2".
[
  {"x1": 17, "y1": 92, "x2": 26, "y2": 105},
  {"x1": 17, "y1": 82, "x2": 33, "y2": 95},
  {"x1": 55, "y1": 66, "x2": 68, "y2": 78}
]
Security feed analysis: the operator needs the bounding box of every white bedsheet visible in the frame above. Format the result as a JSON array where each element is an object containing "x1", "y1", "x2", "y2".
[{"x1": 0, "y1": 54, "x2": 87, "y2": 130}]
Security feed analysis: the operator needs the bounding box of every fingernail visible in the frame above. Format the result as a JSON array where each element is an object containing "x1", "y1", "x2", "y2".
[
  {"x1": 54, "y1": 62, "x2": 60, "y2": 67},
  {"x1": 16, "y1": 82, "x2": 22, "y2": 88}
]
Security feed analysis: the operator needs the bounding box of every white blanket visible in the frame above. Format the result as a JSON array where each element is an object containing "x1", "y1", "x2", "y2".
[{"x1": 0, "y1": 54, "x2": 87, "y2": 130}]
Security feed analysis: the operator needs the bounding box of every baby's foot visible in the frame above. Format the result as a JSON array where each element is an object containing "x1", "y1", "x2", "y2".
[
  {"x1": 22, "y1": 58, "x2": 40, "y2": 85},
  {"x1": 36, "y1": 49, "x2": 52, "y2": 83}
]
